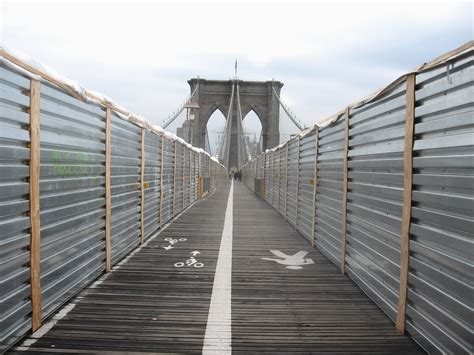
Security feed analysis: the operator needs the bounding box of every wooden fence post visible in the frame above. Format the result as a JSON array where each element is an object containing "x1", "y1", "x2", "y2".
[
  {"x1": 295, "y1": 137, "x2": 301, "y2": 228},
  {"x1": 396, "y1": 73, "x2": 416, "y2": 334},
  {"x1": 198, "y1": 152, "x2": 202, "y2": 198},
  {"x1": 285, "y1": 144, "x2": 289, "y2": 220},
  {"x1": 140, "y1": 128, "x2": 145, "y2": 243},
  {"x1": 340, "y1": 107, "x2": 350, "y2": 273},
  {"x1": 277, "y1": 149, "x2": 281, "y2": 210},
  {"x1": 182, "y1": 147, "x2": 186, "y2": 207},
  {"x1": 159, "y1": 135, "x2": 165, "y2": 226},
  {"x1": 105, "y1": 108, "x2": 111, "y2": 272},
  {"x1": 311, "y1": 127, "x2": 319, "y2": 247},
  {"x1": 29, "y1": 79, "x2": 42, "y2": 331},
  {"x1": 172, "y1": 140, "x2": 177, "y2": 217}
]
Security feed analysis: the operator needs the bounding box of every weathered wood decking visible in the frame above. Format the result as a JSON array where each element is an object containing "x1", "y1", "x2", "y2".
[{"x1": 12, "y1": 180, "x2": 423, "y2": 354}]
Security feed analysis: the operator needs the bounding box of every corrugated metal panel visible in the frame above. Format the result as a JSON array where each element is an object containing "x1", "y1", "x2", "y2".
[
  {"x1": 161, "y1": 138, "x2": 175, "y2": 224},
  {"x1": 286, "y1": 140, "x2": 298, "y2": 227},
  {"x1": 252, "y1": 158, "x2": 258, "y2": 192},
  {"x1": 39, "y1": 81, "x2": 106, "y2": 318},
  {"x1": 314, "y1": 115, "x2": 344, "y2": 266},
  {"x1": 405, "y1": 52, "x2": 473, "y2": 354},
  {"x1": 297, "y1": 130, "x2": 317, "y2": 241},
  {"x1": 184, "y1": 148, "x2": 192, "y2": 206},
  {"x1": 272, "y1": 150, "x2": 279, "y2": 208},
  {"x1": 239, "y1": 49, "x2": 472, "y2": 354},
  {"x1": 278, "y1": 146, "x2": 287, "y2": 217},
  {"x1": 110, "y1": 112, "x2": 140, "y2": 265},
  {"x1": 174, "y1": 142, "x2": 184, "y2": 214},
  {"x1": 191, "y1": 150, "x2": 198, "y2": 202},
  {"x1": 183, "y1": 147, "x2": 190, "y2": 208},
  {"x1": 345, "y1": 81, "x2": 407, "y2": 322},
  {"x1": 264, "y1": 153, "x2": 271, "y2": 202},
  {"x1": 0, "y1": 65, "x2": 32, "y2": 352},
  {"x1": 0, "y1": 64, "x2": 227, "y2": 353},
  {"x1": 143, "y1": 130, "x2": 160, "y2": 240}
]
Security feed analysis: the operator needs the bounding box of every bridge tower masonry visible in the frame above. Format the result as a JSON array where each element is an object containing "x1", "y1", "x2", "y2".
[{"x1": 182, "y1": 78, "x2": 283, "y2": 172}]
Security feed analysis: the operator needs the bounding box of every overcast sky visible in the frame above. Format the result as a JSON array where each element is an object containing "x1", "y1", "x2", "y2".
[{"x1": 2, "y1": 1, "x2": 472, "y2": 153}]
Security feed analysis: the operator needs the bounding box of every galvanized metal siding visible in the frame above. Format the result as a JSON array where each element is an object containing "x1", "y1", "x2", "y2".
[
  {"x1": 39, "y1": 81, "x2": 106, "y2": 318},
  {"x1": 272, "y1": 150, "x2": 279, "y2": 208},
  {"x1": 286, "y1": 140, "x2": 299, "y2": 227},
  {"x1": 174, "y1": 142, "x2": 184, "y2": 214},
  {"x1": 345, "y1": 81, "x2": 407, "y2": 322},
  {"x1": 161, "y1": 138, "x2": 175, "y2": 224},
  {"x1": 183, "y1": 148, "x2": 190, "y2": 207},
  {"x1": 0, "y1": 66, "x2": 32, "y2": 351},
  {"x1": 257, "y1": 154, "x2": 264, "y2": 180},
  {"x1": 239, "y1": 49, "x2": 473, "y2": 354},
  {"x1": 278, "y1": 146, "x2": 287, "y2": 216},
  {"x1": 264, "y1": 153, "x2": 271, "y2": 201},
  {"x1": 297, "y1": 130, "x2": 317, "y2": 241},
  {"x1": 314, "y1": 115, "x2": 345, "y2": 265},
  {"x1": 0, "y1": 65, "x2": 227, "y2": 352},
  {"x1": 191, "y1": 150, "x2": 198, "y2": 201},
  {"x1": 110, "y1": 112, "x2": 140, "y2": 265},
  {"x1": 405, "y1": 53, "x2": 473, "y2": 354},
  {"x1": 143, "y1": 130, "x2": 160, "y2": 240}
]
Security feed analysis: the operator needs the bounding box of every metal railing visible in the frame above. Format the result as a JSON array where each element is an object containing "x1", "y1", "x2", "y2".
[
  {"x1": 0, "y1": 60, "x2": 227, "y2": 352},
  {"x1": 241, "y1": 44, "x2": 473, "y2": 354}
]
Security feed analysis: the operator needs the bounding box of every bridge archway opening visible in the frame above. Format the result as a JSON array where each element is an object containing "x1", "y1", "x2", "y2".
[
  {"x1": 242, "y1": 109, "x2": 263, "y2": 159},
  {"x1": 206, "y1": 108, "x2": 227, "y2": 157}
]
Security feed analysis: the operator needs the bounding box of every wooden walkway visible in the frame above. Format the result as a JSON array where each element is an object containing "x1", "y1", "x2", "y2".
[{"x1": 12, "y1": 180, "x2": 423, "y2": 354}]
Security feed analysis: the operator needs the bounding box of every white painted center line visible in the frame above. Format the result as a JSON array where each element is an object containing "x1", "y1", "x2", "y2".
[{"x1": 203, "y1": 180, "x2": 233, "y2": 354}]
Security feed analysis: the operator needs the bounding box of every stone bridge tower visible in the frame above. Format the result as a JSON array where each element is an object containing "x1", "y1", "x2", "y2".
[{"x1": 182, "y1": 78, "x2": 283, "y2": 172}]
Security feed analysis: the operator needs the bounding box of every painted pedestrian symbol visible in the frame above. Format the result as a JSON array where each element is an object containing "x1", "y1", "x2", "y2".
[
  {"x1": 261, "y1": 250, "x2": 314, "y2": 270},
  {"x1": 174, "y1": 251, "x2": 204, "y2": 268},
  {"x1": 163, "y1": 237, "x2": 187, "y2": 250}
]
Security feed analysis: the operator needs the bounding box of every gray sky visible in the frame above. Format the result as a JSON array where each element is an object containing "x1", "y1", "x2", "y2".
[{"x1": 2, "y1": 1, "x2": 472, "y2": 153}]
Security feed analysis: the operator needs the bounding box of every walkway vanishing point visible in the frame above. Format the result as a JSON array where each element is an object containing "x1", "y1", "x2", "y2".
[{"x1": 12, "y1": 180, "x2": 423, "y2": 354}]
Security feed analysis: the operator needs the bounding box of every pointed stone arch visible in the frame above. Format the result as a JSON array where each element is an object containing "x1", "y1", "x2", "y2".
[{"x1": 178, "y1": 78, "x2": 283, "y2": 169}]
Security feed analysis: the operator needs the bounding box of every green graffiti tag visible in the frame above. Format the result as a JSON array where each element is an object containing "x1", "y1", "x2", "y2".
[{"x1": 52, "y1": 150, "x2": 97, "y2": 177}]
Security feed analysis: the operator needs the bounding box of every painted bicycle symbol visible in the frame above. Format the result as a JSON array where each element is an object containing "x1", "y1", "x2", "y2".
[
  {"x1": 163, "y1": 237, "x2": 187, "y2": 250},
  {"x1": 174, "y1": 251, "x2": 204, "y2": 268}
]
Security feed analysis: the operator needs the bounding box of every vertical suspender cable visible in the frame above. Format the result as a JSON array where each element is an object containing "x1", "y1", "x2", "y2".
[
  {"x1": 219, "y1": 82, "x2": 235, "y2": 168},
  {"x1": 236, "y1": 83, "x2": 251, "y2": 166}
]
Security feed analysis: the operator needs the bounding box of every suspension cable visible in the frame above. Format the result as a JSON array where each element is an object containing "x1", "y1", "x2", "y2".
[
  {"x1": 218, "y1": 82, "x2": 235, "y2": 167},
  {"x1": 161, "y1": 84, "x2": 200, "y2": 129},
  {"x1": 236, "y1": 83, "x2": 251, "y2": 165},
  {"x1": 272, "y1": 86, "x2": 306, "y2": 131}
]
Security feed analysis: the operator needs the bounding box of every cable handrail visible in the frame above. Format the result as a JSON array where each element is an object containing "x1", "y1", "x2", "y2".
[
  {"x1": 272, "y1": 86, "x2": 306, "y2": 131},
  {"x1": 162, "y1": 84, "x2": 200, "y2": 129}
]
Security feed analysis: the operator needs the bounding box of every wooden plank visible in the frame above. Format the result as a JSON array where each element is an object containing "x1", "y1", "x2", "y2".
[
  {"x1": 140, "y1": 128, "x2": 145, "y2": 244},
  {"x1": 189, "y1": 149, "x2": 192, "y2": 203},
  {"x1": 396, "y1": 73, "x2": 416, "y2": 334},
  {"x1": 29, "y1": 79, "x2": 42, "y2": 332},
  {"x1": 268, "y1": 152, "x2": 272, "y2": 203},
  {"x1": 285, "y1": 144, "x2": 289, "y2": 220},
  {"x1": 340, "y1": 107, "x2": 350, "y2": 273},
  {"x1": 207, "y1": 155, "x2": 211, "y2": 194},
  {"x1": 2, "y1": 50, "x2": 83, "y2": 101},
  {"x1": 18, "y1": 181, "x2": 422, "y2": 354},
  {"x1": 183, "y1": 147, "x2": 186, "y2": 208},
  {"x1": 295, "y1": 137, "x2": 301, "y2": 228},
  {"x1": 159, "y1": 135, "x2": 165, "y2": 226},
  {"x1": 277, "y1": 149, "x2": 281, "y2": 210},
  {"x1": 198, "y1": 152, "x2": 202, "y2": 198},
  {"x1": 172, "y1": 140, "x2": 177, "y2": 217},
  {"x1": 311, "y1": 127, "x2": 319, "y2": 247},
  {"x1": 105, "y1": 108, "x2": 112, "y2": 272}
]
